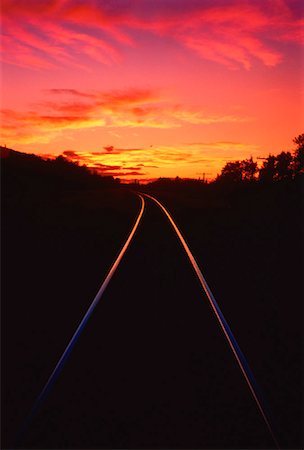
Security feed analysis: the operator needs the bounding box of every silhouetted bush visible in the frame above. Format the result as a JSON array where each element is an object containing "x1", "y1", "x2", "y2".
[{"x1": 0, "y1": 147, "x2": 118, "y2": 196}]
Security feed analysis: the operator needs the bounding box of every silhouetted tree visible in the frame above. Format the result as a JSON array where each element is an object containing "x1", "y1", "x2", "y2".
[
  {"x1": 258, "y1": 152, "x2": 294, "y2": 182},
  {"x1": 217, "y1": 158, "x2": 257, "y2": 183},
  {"x1": 259, "y1": 155, "x2": 277, "y2": 182},
  {"x1": 293, "y1": 133, "x2": 304, "y2": 176},
  {"x1": 275, "y1": 151, "x2": 293, "y2": 181},
  {"x1": 241, "y1": 157, "x2": 258, "y2": 181},
  {"x1": 218, "y1": 161, "x2": 243, "y2": 183}
]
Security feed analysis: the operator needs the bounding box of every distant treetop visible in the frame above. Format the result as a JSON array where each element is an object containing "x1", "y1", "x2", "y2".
[{"x1": 216, "y1": 133, "x2": 304, "y2": 184}]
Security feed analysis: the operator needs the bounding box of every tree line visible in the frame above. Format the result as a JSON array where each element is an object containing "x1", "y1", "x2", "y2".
[{"x1": 216, "y1": 133, "x2": 304, "y2": 184}]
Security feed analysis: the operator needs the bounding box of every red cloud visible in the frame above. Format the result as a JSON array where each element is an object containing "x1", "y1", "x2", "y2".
[
  {"x1": 46, "y1": 89, "x2": 95, "y2": 98},
  {"x1": 62, "y1": 150, "x2": 81, "y2": 159},
  {"x1": 1, "y1": 86, "x2": 250, "y2": 146},
  {"x1": 1, "y1": 0, "x2": 302, "y2": 70},
  {"x1": 94, "y1": 163, "x2": 122, "y2": 171},
  {"x1": 59, "y1": 149, "x2": 147, "y2": 179}
]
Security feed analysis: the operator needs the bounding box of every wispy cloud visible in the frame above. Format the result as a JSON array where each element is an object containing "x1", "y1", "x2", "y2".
[
  {"x1": 1, "y1": 0, "x2": 302, "y2": 70},
  {"x1": 50, "y1": 140, "x2": 261, "y2": 181},
  {"x1": 60, "y1": 149, "x2": 147, "y2": 178},
  {"x1": 1, "y1": 88, "x2": 248, "y2": 145}
]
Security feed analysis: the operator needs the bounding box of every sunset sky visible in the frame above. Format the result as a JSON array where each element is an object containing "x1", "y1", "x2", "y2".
[{"x1": 1, "y1": 0, "x2": 303, "y2": 181}]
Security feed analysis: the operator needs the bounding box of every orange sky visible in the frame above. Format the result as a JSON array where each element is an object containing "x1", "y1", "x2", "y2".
[{"x1": 1, "y1": 0, "x2": 303, "y2": 181}]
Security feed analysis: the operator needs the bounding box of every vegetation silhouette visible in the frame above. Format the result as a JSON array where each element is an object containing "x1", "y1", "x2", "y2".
[
  {"x1": 1, "y1": 147, "x2": 120, "y2": 197},
  {"x1": 1, "y1": 135, "x2": 303, "y2": 449},
  {"x1": 2, "y1": 133, "x2": 303, "y2": 195},
  {"x1": 143, "y1": 133, "x2": 303, "y2": 192}
]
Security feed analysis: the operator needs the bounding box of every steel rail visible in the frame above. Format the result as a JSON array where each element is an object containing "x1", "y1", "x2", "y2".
[
  {"x1": 143, "y1": 192, "x2": 280, "y2": 449},
  {"x1": 16, "y1": 194, "x2": 145, "y2": 445}
]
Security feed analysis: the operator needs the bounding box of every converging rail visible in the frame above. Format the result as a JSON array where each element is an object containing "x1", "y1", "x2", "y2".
[
  {"x1": 142, "y1": 192, "x2": 280, "y2": 449},
  {"x1": 16, "y1": 191, "x2": 279, "y2": 449},
  {"x1": 15, "y1": 194, "x2": 145, "y2": 445}
]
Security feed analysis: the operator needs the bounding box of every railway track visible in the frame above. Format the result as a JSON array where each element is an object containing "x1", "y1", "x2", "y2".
[{"x1": 16, "y1": 192, "x2": 279, "y2": 449}]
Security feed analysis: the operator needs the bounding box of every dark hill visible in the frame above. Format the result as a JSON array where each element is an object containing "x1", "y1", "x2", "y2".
[{"x1": 1, "y1": 146, "x2": 118, "y2": 194}]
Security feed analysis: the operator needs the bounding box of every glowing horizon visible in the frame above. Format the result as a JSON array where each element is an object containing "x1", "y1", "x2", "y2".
[{"x1": 1, "y1": 0, "x2": 303, "y2": 181}]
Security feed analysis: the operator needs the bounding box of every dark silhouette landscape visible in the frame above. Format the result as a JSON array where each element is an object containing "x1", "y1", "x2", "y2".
[{"x1": 1, "y1": 137, "x2": 303, "y2": 449}]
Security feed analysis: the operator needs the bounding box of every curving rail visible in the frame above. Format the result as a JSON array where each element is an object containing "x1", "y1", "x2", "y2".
[
  {"x1": 143, "y1": 192, "x2": 280, "y2": 449},
  {"x1": 16, "y1": 194, "x2": 145, "y2": 445}
]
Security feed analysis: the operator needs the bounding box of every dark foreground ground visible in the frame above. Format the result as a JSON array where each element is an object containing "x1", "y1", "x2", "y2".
[
  {"x1": 2, "y1": 175, "x2": 303, "y2": 449},
  {"x1": 143, "y1": 182, "x2": 303, "y2": 449}
]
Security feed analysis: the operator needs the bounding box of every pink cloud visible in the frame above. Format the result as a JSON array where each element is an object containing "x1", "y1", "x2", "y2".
[
  {"x1": 1, "y1": 34, "x2": 56, "y2": 70},
  {"x1": 1, "y1": 2, "x2": 123, "y2": 69},
  {"x1": 1, "y1": 0, "x2": 302, "y2": 70},
  {"x1": 167, "y1": 3, "x2": 288, "y2": 69}
]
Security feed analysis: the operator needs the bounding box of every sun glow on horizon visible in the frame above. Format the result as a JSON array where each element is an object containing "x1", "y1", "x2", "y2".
[{"x1": 1, "y1": 0, "x2": 303, "y2": 180}]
